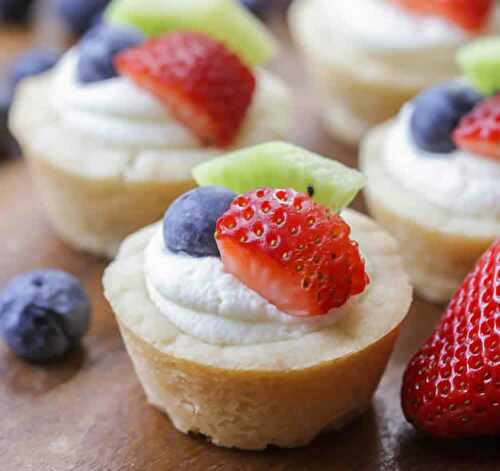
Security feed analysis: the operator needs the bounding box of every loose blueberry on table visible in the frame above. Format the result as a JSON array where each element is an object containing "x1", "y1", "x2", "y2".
[{"x1": 0, "y1": 270, "x2": 91, "y2": 362}]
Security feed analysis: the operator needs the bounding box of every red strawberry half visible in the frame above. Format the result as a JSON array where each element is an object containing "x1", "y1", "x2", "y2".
[
  {"x1": 390, "y1": 0, "x2": 493, "y2": 33},
  {"x1": 453, "y1": 95, "x2": 500, "y2": 162},
  {"x1": 114, "y1": 32, "x2": 256, "y2": 147},
  {"x1": 215, "y1": 188, "x2": 369, "y2": 317},
  {"x1": 402, "y1": 240, "x2": 500, "y2": 439}
]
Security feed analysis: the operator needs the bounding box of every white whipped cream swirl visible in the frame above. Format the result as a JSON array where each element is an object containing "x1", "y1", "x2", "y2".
[
  {"x1": 50, "y1": 50, "x2": 290, "y2": 151},
  {"x1": 318, "y1": 0, "x2": 500, "y2": 51},
  {"x1": 51, "y1": 50, "x2": 202, "y2": 149},
  {"x1": 302, "y1": 0, "x2": 500, "y2": 84},
  {"x1": 383, "y1": 105, "x2": 500, "y2": 218},
  {"x1": 144, "y1": 229, "x2": 368, "y2": 346}
]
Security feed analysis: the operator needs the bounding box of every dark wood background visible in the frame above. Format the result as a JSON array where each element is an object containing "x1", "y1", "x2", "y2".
[{"x1": 0, "y1": 15, "x2": 499, "y2": 471}]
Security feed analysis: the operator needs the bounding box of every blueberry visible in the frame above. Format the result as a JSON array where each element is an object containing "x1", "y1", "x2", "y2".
[
  {"x1": 410, "y1": 85, "x2": 483, "y2": 154},
  {"x1": 7, "y1": 49, "x2": 61, "y2": 93},
  {"x1": 0, "y1": 270, "x2": 91, "y2": 362},
  {"x1": 0, "y1": 0, "x2": 34, "y2": 23},
  {"x1": 0, "y1": 90, "x2": 12, "y2": 158},
  {"x1": 55, "y1": 0, "x2": 111, "y2": 36},
  {"x1": 77, "y1": 24, "x2": 144, "y2": 83},
  {"x1": 164, "y1": 186, "x2": 236, "y2": 258},
  {"x1": 240, "y1": 0, "x2": 269, "y2": 17},
  {"x1": 0, "y1": 50, "x2": 58, "y2": 159}
]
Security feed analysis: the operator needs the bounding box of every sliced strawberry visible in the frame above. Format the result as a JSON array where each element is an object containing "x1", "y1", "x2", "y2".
[
  {"x1": 215, "y1": 188, "x2": 369, "y2": 317},
  {"x1": 390, "y1": 0, "x2": 493, "y2": 33},
  {"x1": 114, "y1": 32, "x2": 256, "y2": 147},
  {"x1": 402, "y1": 240, "x2": 500, "y2": 439},
  {"x1": 453, "y1": 95, "x2": 500, "y2": 162}
]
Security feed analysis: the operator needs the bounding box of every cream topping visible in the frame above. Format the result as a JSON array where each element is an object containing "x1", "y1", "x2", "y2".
[
  {"x1": 144, "y1": 229, "x2": 368, "y2": 346},
  {"x1": 50, "y1": 49, "x2": 291, "y2": 151},
  {"x1": 318, "y1": 0, "x2": 500, "y2": 52},
  {"x1": 383, "y1": 104, "x2": 500, "y2": 218},
  {"x1": 302, "y1": 0, "x2": 500, "y2": 84}
]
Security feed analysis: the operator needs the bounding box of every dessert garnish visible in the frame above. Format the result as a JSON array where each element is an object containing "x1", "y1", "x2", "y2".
[
  {"x1": 193, "y1": 141, "x2": 364, "y2": 212},
  {"x1": 453, "y1": 95, "x2": 500, "y2": 161},
  {"x1": 389, "y1": 0, "x2": 493, "y2": 33},
  {"x1": 410, "y1": 85, "x2": 482, "y2": 153},
  {"x1": 56, "y1": 0, "x2": 111, "y2": 36},
  {"x1": 7, "y1": 49, "x2": 60, "y2": 91},
  {"x1": 410, "y1": 37, "x2": 500, "y2": 159},
  {"x1": 215, "y1": 188, "x2": 369, "y2": 316},
  {"x1": 105, "y1": 0, "x2": 277, "y2": 67},
  {"x1": 77, "y1": 23, "x2": 144, "y2": 83},
  {"x1": 115, "y1": 32, "x2": 256, "y2": 147},
  {"x1": 164, "y1": 186, "x2": 236, "y2": 258},
  {"x1": 0, "y1": 270, "x2": 91, "y2": 362},
  {"x1": 458, "y1": 37, "x2": 500, "y2": 96},
  {"x1": 240, "y1": 0, "x2": 269, "y2": 18},
  {"x1": 162, "y1": 143, "x2": 369, "y2": 317},
  {"x1": 402, "y1": 240, "x2": 500, "y2": 439}
]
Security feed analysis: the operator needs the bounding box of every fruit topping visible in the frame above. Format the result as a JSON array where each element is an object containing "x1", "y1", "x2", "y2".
[
  {"x1": 77, "y1": 23, "x2": 144, "y2": 83},
  {"x1": 453, "y1": 95, "x2": 500, "y2": 161},
  {"x1": 458, "y1": 37, "x2": 500, "y2": 96},
  {"x1": 164, "y1": 186, "x2": 236, "y2": 258},
  {"x1": 7, "y1": 49, "x2": 61, "y2": 92},
  {"x1": 56, "y1": 0, "x2": 111, "y2": 35},
  {"x1": 410, "y1": 85, "x2": 482, "y2": 153},
  {"x1": 105, "y1": 0, "x2": 277, "y2": 67},
  {"x1": 193, "y1": 141, "x2": 364, "y2": 212},
  {"x1": 0, "y1": 91, "x2": 11, "y2": 157},
  {"x1": 240, "y1": 0, "x2": 270, "y2": 18},
  {"x1": 402, "y1": 240, "x2": 500, "y2": 439},
  {"x1": 0, "y1": 49, "x2": 60, "y2": 157},
  {"x1": 115, "y1": 32, "x2": 256, "y2": 147},
  {"x1": 215, "y1": 188, "x2": 369, "y2": 316},
  {"x1": 0, "y1": 0, "x2": 34, "y2": 23},
  {"x1": 0, "y1": 270, "x2": 91, "y2": 363},
  {"x1": 389, "y1": 0, "x2": 493, "y2": 33}
]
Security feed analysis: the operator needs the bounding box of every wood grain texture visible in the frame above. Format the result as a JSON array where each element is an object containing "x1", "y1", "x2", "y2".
[{"x1": 0, "y1": 18, "x2": 499, "y2": 471}]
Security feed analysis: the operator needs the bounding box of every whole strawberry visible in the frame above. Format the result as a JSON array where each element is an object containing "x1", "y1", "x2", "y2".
[
  {"x1": 215, "y1": 188, "x2": 369, "y2": 316},
  {"x1": 114, "y1": 32, "x2": 256, "y2": 147},
  {"x1": 402, "y1": 240, "x2": 500, "y2": 439}
]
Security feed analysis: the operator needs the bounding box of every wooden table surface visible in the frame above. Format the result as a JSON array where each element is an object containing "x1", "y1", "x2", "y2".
[{"x1": 0, "y1": 17, "x2": 499, "y2": 471}]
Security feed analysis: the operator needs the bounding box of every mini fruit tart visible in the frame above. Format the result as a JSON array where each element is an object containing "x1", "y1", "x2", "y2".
[
  {"x1": 9, "y1": 0, "x2": 290, "y2": 257},
  {"x1": 103, "y1": 142, "x2": 413, "y2": 450},
  {"x1": 360, "y1": 39, "x2": 500, "y2": 303},
  {"x1": 289, "y1": 0, "x2": 500, "y2": 145}
]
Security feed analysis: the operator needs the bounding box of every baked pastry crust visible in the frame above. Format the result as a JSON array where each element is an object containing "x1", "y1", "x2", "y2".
[
  {"x1": 9, "y1": 71, "x2": 290, "y2": 257},
  {"x1": 103, "y1": 209, "x2": 412, "y2": 449},
  {"x1": 360, "y1": 123, "x2": 499, "y2": 303}
]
